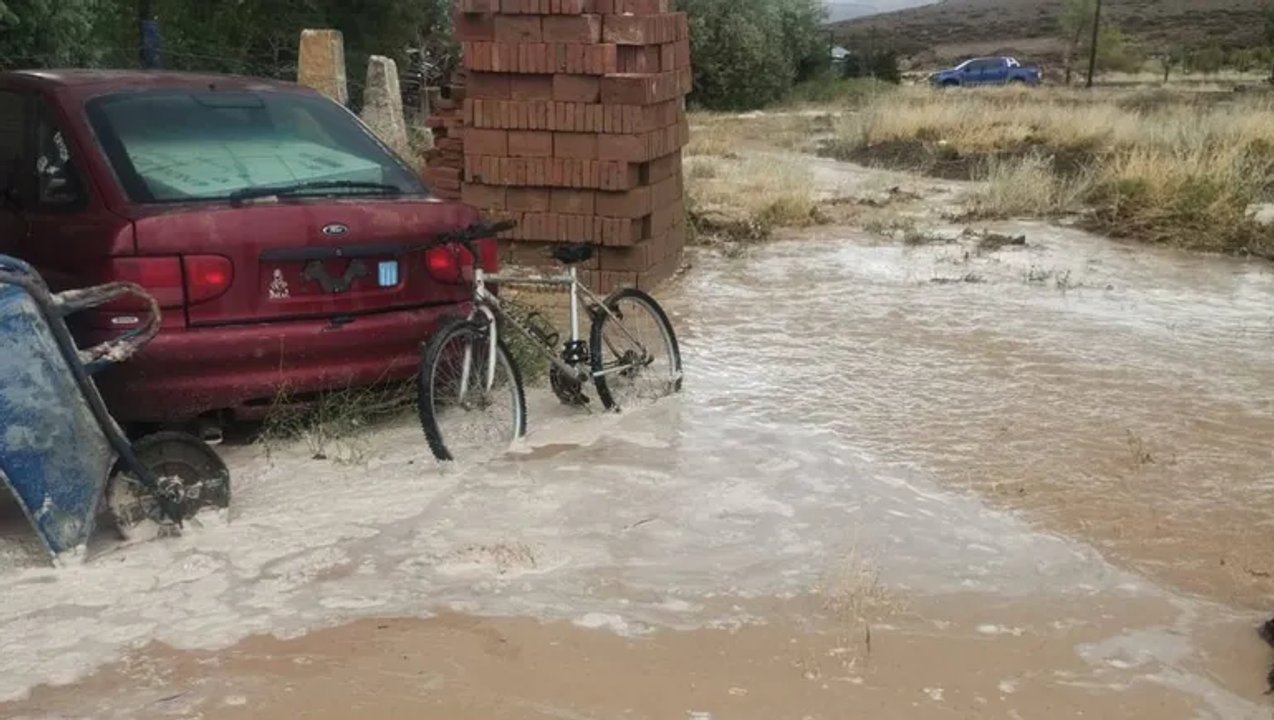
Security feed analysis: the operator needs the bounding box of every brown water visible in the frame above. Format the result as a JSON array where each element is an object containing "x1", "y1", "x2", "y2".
[{"x1": 3, "y1": 172, "x2": 1274, "y2": 717}]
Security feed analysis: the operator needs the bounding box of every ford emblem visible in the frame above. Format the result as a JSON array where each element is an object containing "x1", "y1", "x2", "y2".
[{"x1": 322, "y1": 223, "x2": 349, "y2": 237}]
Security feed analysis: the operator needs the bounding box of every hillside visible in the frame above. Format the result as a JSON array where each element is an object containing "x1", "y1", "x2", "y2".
[
  {"x1": 826, "y1": 1, "x2": 935, "y2": 22},
  {"x1": 832, "y1": 0, "x2": 1267, "y2": 65}
]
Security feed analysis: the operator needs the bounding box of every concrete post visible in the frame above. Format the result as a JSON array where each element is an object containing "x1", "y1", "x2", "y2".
[
  {"x1": 360, "y1": 55, "x2": 411, "y2": 158},
  {"x1": 297, "y1": 29, "x2": 349, "y2": 106}
]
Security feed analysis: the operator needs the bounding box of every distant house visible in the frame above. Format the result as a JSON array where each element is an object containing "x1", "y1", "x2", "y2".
[{"x1": 831, "y1": 45, "x2": 852, "y2": 70}]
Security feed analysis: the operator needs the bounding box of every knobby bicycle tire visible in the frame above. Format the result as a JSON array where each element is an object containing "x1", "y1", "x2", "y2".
[
  {"x1": 589, "y1": 288, "x2": 683, "y2": 411},
  {"x1": 418, "y1": 319, "x2": 528, "y2": 461}
]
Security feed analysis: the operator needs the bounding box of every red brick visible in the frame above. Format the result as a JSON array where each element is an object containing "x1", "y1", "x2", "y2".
[
  {"x1": 595, "y1": 186, "x2": 652, "y2": 218},
  {"x1": 618, "y1": 45, "x2": 660, "y2": 73},
  {"x1": 509, "y1": 130, "x2": 553, "y2": 157},
  {"x1": 456, "y1": 14, "x2": 495, "y2": 41},
  {"x1": 424, "y1": 167, "x2": 462, "y2": 190},
  {"x1": 598, "y1": 132, "x2": 648, "y2": 162},
  {"x1": 507, "y1": 187, "x2": 552, "y2": 212},
  {"x1": 599, "y1": 74, "x2": 653, "y2": 105},
  {"x1": 553, "y1": 74, "x2": 600, "y2": 102},
  {"x1": 602, "y1": 15, "x2": 647, "y2": 45},
  {"x1": 542, "y1": 14, "x2": 602, "y2": 43},
  {"x1": 494, "y1": 15, "x2": 542, "y2": 42},
  {"x1": 554, "y1": 132, "x2": 598, "y2": 160},
  {"x1": 459, "y1": 0, "x2": 499, "y2": 10},
  {"x1": 462, "y1": 183, "x2": 509, "y2": 210},
  {"x1": 644, "y1": 151, "x2": 681, "y2": 183},
  {"x1": 649, "y1": 197, "x2": 684, "y2": 236},
  {"x1": 464, "y1": 128, "x2": 509, "y2": 156},
  {"x1": 467, "y1": 72, "x2": 511, "y2": 99},
  {"x1": 651, "y1": 173, "x2": 682, "y2": 209},
  {"x1": 599, "y1": 233, "x2": 662, "y2": 272},
  {"x1": 510, "y1": 74, "x2": 554, "y2": 100},
  {"x1": 551, "y1": 189, "x2": 596, "y2": 215}
]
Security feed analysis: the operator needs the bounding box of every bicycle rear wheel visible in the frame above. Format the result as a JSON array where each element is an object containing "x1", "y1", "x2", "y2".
[
  {"x1": 419, "y1": 319, "x2": 527, "y2": 461},
  {"x1": 590, "y1": 288, "x2": 683, "y2": 411}
]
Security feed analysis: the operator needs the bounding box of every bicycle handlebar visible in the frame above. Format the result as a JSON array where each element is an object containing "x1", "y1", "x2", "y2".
[{"x1": 431, "y1": 220, "x2": 516, "y2": 249}]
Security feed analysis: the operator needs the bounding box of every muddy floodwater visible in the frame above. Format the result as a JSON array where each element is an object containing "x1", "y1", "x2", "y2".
[{"x1": 4, "y1": 196, "x2": 1274, "y2": 717}]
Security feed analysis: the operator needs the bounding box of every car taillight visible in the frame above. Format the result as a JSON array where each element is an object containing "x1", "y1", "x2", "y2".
[
  {"x1": 426, "y1": 245, "x2": 470, "y2": 285},
  {"x1": 107, "y1": 257, "x2": 185, "y2": 309},
  {"x1": 425, "y1": 237, "x2": 499, "y2": 285},
  {"x1": 105, "y1": 255, "x2": 233, "y2": 309},
  {"x1": 183, "y1": 255, "x2": 233, "y2": 305}
]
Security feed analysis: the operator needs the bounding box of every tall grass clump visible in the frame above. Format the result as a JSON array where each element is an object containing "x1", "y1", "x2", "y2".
[
  {"x1": 967, "y1": 153, "x2": 1093, "y2": 218},
  {"x1": 831, "y1": 86, "x2": 1274, "y2": 256}
]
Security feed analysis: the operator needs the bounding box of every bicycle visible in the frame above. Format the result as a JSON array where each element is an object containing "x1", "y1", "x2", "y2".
[{"x1": 417, "y1": 220, "x2": 684, "y2": 462}]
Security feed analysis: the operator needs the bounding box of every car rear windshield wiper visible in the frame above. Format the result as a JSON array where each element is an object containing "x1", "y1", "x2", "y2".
[{"x1": 229, "y1": 180, "x2": 404, "y2": 204}]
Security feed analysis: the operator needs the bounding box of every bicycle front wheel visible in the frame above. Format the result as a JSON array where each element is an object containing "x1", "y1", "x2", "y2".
[
  {"x1": 419, "y1": 319, "x2": 527, "y2": 461},
  {"x1": 590, "y1": 288, "x2": 683, "y2": 411}
]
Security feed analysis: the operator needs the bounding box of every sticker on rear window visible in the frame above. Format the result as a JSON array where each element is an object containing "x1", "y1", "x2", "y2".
[{"x1": 269, "y1": 269, "x2": 290, "y2": 300}]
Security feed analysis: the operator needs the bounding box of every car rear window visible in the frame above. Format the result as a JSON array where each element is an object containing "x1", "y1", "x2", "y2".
[{"x1": 85, "y1": 89, "x2": 424, "y2": 203}]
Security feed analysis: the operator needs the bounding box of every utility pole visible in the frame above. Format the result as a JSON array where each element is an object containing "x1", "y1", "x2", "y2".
[{"x1": 1085, "y1": 0, "x2": 1103, "y2": 88}]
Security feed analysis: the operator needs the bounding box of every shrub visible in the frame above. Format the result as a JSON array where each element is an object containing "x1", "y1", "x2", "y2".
[{"x1": 677, "y1": 0, "x2": 827, "y2": 110}]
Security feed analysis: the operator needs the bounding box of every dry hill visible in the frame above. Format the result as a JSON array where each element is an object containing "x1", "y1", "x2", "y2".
[{"x1": 833, "y1": 0, "x2": 1266, "y2": 66}]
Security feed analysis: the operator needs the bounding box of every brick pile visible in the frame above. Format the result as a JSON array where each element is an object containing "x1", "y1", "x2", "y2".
[
  {"x1": 421, "y1": 74, "x2": 467, "y2": 201},
  {"x1": 437, "y1": 0, "x2": 692, "y2": 293}
]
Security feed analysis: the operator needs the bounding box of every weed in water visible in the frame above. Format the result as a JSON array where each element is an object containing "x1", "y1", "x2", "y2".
[
  {"x1": 1126, "y1": 431, "x2": 1156, "y2": 467},
  {"x1": 261, "y1": 380, "x2": 415, "y2": 464},
  {"x1": 1026, "y1": 266, "x2": 1053, "y2": 284}
]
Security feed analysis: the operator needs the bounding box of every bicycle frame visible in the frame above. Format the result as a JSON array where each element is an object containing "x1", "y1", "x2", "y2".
[{"x1": 457, "y1": 264, "x2": 650, "y2": 394}]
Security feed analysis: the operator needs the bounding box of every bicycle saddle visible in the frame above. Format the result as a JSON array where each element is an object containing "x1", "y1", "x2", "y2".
[{"x1": 550, "y1": 243, "x2": 595, "y2": 265}]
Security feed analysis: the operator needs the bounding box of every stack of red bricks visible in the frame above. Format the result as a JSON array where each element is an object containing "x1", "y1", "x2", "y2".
[
  {"x1": 453, "y1": 0, "x2": 692, "y2": 292},
  {"x1": 421, "y1": 72, "x2": 467, "y2": 201}
]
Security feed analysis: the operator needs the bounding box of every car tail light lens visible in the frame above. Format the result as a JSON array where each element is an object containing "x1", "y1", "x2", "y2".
[
  {"x1": 425, "y1": 237, "x2": 499, "y2": 285},
  {"x1": 103, "y1": 255, "x2": 233, "y2": 310},
  {"x1": 425, "y1": 245, "x2": 472, "y2": 284},
  {"x1": 183, "y1": 255, "x2": 233, "y2": 305},
  {"x1": 106, "y1": 257, "x2": 185, "y2": 309}
]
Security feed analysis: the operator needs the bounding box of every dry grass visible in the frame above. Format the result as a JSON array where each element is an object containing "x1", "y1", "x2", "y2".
[
  {"x1": 685, "y1": 130, "x2": 830, "y2": 244},
  {"x1": 829, "y1": 86, "x2": 1274, "y2": 255},
  {"x1": 966, "y1": 153, "x2": 1093, "y2": 218},
  {"x1": 262, "y1": 381, "x2": 416, "y2": 464}
]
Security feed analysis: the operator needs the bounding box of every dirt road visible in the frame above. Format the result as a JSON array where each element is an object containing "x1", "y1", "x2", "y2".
[{"x1": 3, "y1": 160, "x2": 1274, "y2": 719}]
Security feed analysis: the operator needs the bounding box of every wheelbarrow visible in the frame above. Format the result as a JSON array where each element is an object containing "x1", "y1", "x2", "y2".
[{"x1": 0, "y1": 255, "x2": 231, "y2": 562}]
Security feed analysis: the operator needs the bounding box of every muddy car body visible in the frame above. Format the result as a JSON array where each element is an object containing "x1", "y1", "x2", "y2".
[{"x1": 0, "y1": 70, "x2": 494, "y2": 425}]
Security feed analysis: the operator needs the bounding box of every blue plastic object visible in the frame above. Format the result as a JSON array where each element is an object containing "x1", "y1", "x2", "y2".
[{"x1": 0, "y1": 256, "x2": 175, "y2": 559}]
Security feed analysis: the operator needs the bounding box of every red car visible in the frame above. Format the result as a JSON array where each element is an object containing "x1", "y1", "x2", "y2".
[{"x1": 0, "y1": 70, "x2": 495, "y2": 430}]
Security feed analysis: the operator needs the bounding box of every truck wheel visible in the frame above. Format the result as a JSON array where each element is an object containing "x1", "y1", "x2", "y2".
[{"x1": 941, "y1": 80, "x2": 959, "y2": 89}]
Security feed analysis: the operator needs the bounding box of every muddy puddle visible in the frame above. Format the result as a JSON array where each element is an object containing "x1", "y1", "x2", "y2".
[{"x1": 3, "y1": 163, "x2": 1274, "y2": 717}]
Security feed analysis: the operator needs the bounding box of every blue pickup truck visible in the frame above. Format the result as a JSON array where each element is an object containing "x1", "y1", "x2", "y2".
[{"x1": 928, "y1": 57, "x2": 1042, "y2": 87}]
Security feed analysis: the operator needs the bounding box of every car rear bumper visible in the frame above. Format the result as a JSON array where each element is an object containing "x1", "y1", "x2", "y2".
[{"x1": 95, "y1": 304, "x2": 466, "y2": 423}]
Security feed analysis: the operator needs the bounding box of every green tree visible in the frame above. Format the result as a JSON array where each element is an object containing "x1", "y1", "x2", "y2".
[
  {"x1": 1151, "y1": 47, "x2": 1185, "y2": 83},
  {"x1": 1093, "y1": 26, "x2": 1145, "y2": 74},
  {"x1": 776, "y1": 0, "x2": 828, "y2": 83},
  {"x1": 1059, "y1": 0, "x2": 1095, "y2": 84},
  {"x1": 1188, "y1": 45, "x2": 1226, "y2": 74},
  {"x1": 678, "y1": 0, "x2": 828, "y2": 110},
  {"x1": 0, "y1": 0, "x2": 105, "y2": 68},
  {"x1": 1060, "y1": 1, "x2": 1144, "y2": 82}
]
